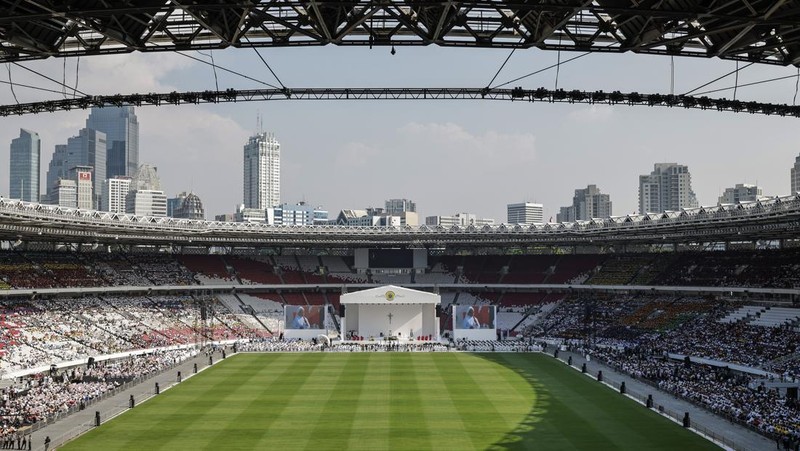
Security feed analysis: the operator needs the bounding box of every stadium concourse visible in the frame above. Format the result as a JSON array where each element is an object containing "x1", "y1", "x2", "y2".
[{"x1": 0, "y1": 250, "x2": 799, "y2": 449}]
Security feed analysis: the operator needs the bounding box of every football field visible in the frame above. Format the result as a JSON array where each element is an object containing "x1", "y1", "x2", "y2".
[{"x1": 62, "y1": 352, "x2": 718, "y2": 450}]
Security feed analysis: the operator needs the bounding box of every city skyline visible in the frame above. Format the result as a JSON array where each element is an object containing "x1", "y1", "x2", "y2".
[{"x1": 1, "y1": 47, "x2": 799, "y2": 221}]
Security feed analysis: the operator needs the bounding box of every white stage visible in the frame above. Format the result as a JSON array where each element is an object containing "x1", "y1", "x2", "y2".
[{"x1": 340, "y1": 285, "x2": 440, "y2": 341}]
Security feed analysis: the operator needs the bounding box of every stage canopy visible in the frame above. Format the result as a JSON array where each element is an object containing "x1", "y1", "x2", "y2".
[{"x1": 340, "y1": 285, "x2": 440, "y2": 341}]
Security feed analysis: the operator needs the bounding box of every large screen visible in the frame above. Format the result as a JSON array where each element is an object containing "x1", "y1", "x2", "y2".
[
  {"x1": 368, "y1": 249, "x2": 414, "y2": 268},
  {"x1": 285, "y1": 305, "x2": 325, "y2": 330},
  {"x1": 454, "y1": 305, "x2": 495, "y2": 330}
]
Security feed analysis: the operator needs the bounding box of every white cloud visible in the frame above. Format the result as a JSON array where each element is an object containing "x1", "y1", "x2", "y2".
[
  {"x1": 567, "y1": 105, "x2": 614, "y2": 123},
  {"x1": 334, "y1": 142, "x2": 379, "y2": 168},
  {"x1": 398, "y1": 122, "x2": 536, "y2": 163}
]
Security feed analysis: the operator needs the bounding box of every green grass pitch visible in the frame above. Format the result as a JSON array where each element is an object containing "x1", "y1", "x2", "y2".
[{"x1": 62, "y1": 352, "x2": 718, "y2": 450}]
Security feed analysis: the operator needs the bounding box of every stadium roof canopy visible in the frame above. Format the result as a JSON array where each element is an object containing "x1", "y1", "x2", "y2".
[
  {"x1": 2, "y1": 1, "x2": 800, "y2": 66},
  {"x1": 0, "y1": 195, "x2": 798, "y2": 249}
]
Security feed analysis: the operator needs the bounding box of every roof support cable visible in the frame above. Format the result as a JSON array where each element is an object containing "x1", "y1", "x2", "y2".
[
  {"x1": 10, "y1": 62, "x2": 89, "y2": 97},
  {"x1": 485, "y1": 36, "x2": 524, "y2": 90},
  {"x1": 6, "y1": 64, "x2": 18, "y2": 104},
  {"x1": 197, "y1": 50, "x2": 220, "y2": 92},
  {"x1": 554, "y1": 34, "x2": 562, "y2": 90},
  {"x1": 682, "y1": 62, "x2": 754, "y2": 96},
  {"x1": 73, "y1": 57, "x2": 80, "y2": 99},
  {"x1": 692, "y1": 72, "x2": 800, "y2": 97},
  {"x1": 243, "y1": 35, "x2": 287, "y2": 93},
  {"x1": 176, "y1": 51, "x2": 280, "y2": 89}
]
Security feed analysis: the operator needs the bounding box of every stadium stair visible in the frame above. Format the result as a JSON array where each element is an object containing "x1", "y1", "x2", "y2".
[{"x1": 232, "y1": 293, "x2": 273, "y2": 334}]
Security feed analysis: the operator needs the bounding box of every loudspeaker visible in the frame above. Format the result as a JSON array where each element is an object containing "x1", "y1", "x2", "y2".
[
  {"x1": 339, "y1": 304, "x2": 345, "y2": 317},
  {"x1": 435, "y1": 305, "x2": 441, "y2": 317}
]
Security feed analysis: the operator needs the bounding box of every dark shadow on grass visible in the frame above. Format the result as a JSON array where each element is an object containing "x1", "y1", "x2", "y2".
[{"x1": 472, "y1": 353, "x2": 551, "y2": 451}]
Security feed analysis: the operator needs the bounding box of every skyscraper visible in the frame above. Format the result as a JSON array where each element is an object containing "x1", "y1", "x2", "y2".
[
  {"x1": 556, "y1": 184, "x2": 612, "y2": 222},
  {"x1": 45, "y1": 144, "x2": 68, "y2": 203},
  {"x1": 9, "y1": 129, "x2": 40, "y2": 202},
  {"x1": 243, "y1": 132, "x2": 280, "y2": 210},
  {"x1": 638, "y1": 163, "x2": 698, "y2": 214},
  {"x1": 86, "y1": 106, "x2": 139, "y2": 178},
  {"x1": 66, "y1": 128, "x2": 106, "y2": 209},
  {"x1": 792, "y1": 155, "x2": 800, "y2": 194}
]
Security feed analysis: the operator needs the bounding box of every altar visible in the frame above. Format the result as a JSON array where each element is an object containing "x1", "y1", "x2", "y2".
[{"x1": 340, "y1": 285, "x2": 440, "y2": 341}]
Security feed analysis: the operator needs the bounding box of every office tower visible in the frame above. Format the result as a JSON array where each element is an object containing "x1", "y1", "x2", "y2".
[
  {"x1": 243, "y1": 132, "x2": 280, "y2": 210},
  {"x1": 86, "y1": 106, "x2": 139, "y2": 178},
  {"x1": 9, "y1": 129, "x2": 40, "y2": 202},
  {"x1": 103, "y1": 176, "x2": 132, "y2": 213}
]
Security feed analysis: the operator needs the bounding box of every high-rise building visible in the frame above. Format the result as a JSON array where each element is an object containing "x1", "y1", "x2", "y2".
[
  {"x1": 425, "y1": 213, "x2": 495, "y2": 227},
  {"x1": 556, "y1": 184, "x2": 612, "y2": 222},
  {"x1": 638, "y1": 163, "x2": 698, "y2": 214},
  {"x1": 50, "y1": 166, "x2": 93, "y2": 209},
  {"x1": 69, "y1": 166, "x2": 94, "y2": 210},
  {"x1": 9, "y1": 129, "x2": 41, "y2": 202},
  {"x1": 243, "y1": 133, "x2": 280, "y2": 210},
  {"x1": 46, "y1": 144, "x2": 68, "y2": 202},
  {"x1": 385, "y1": 198, "x2": 416, "y2": 215},
  {"x1": 86, "y1": 106, "x2": 139, "y2": 178},
  {"x1": 792, "y1": 155, "x2": 800, "y2": 194},
  {"x1": 169, "y1": 192, "x2": 205, "y2": 220},
  {"x1": 65, "y1": 128, "x2": 106, "y2": 208},
  {"x1": 52, "y1": 179, "x2": 77, "y2": 207},
  {"x1": 507, "y1": 202, "x2": 544, "y2": 225},
  {"x1": 718, "y1": 184, "x2": 763, "y2": 204},
  {"x1": 102, "y1": 176, "x2": 132, "y2": 213},
  {"x1": 126, "y1": 164, "x2": 166, "y2": 217}
]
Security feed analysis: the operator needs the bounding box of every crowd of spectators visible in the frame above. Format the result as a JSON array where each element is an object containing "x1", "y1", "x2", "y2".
[
  {"x1": 456, "y1": 340, "x2": 540, "y2": 352},
  {"x1": 0, "y1": 296, "x2": 268, "y2": 375},
  {"x1": 538, "y1": 296, "x2": 800, "y2": 441},
  {"x1": 590, "y1": 347, "x2": 800, "y2": 441},
  {"x1": 0, "y1": 348, "x2": 197, "y2": 441}
]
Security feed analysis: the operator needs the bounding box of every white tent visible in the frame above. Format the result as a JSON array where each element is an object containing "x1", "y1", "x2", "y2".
[{"x1": 340, "y1": 285, "x2": 440, "y2": 341}]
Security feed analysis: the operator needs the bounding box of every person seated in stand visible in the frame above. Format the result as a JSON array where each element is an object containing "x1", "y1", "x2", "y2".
[
  {"x1": 463, "y1": 307, "x2": 481, "y2": 329},
  {"x1": 292, "y1": 307, "x2": 310, "y2": 329}
]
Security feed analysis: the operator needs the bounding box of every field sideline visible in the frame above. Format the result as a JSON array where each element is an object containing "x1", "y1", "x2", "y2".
[{"x1": 62, "y1": 352, "x2": 718, "y2": 450}]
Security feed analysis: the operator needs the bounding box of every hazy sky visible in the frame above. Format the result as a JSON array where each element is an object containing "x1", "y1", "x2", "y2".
[{"x1": 1, "y1": 45, "x2": 799, "y2": 222}]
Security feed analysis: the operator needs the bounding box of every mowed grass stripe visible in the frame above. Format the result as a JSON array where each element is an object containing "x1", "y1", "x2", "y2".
[
  {"x1": 484, "y1": 353, "x2": 718, "y2": 450},
  {"x1": 409, "y1": 354, "x2": 474, "y2": 448},
  {"x1": 346, "y1": 353, "x2": 391, "y2": 451},
  {"x1": 62, "y1": 353, "x2": 720, "y2": 451},
  {"x1": 436, "y1": 353, "x2": 508, "y2": 446},
  {"x1": 449, "y1": 353, "x2": 534, "y2": 432},
  {"x1": 127, "y1": 354, "x2": 274, "y2": 450},
  {"x1": 257, "y1": 354, "x2": 347, "y2": 449},
  {"x1": 306, "y1": 354, "x2": 368, "y2": 448},
  {"x1": 388, "y1": 354, "x2": 432, "y2": 450}
]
